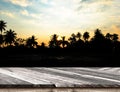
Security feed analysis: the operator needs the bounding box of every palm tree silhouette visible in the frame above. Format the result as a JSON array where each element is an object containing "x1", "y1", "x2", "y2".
[
  {"x1": 83, "y1": 31, "x2": 90, "y2": 42},
  {"x1": 105, "y1": 33, "x2": 112, "y2": 40},
  {"x1": 4, "y1": 29, "x2": 17, "y2": 46},
  {"x1": 49, "y1": 34, "x2": 60, "y2": 48},
  {"x1": 91, "y1": 29, "x2": 105, "y2": 43},
  {"x1": 68, "y1": 33, "x2": 76, "y2": 44},
  {"x1": 76, "y1": 32, "x2": 82, "y2": 41},
  {"x1": 0, "y1": 34, "x2": 4, "y2": 47},
  {"x1": 111, "y1": 34, "x2": 118, "y2": 42},
  {"x1": 26, "y1": 35, "x2": 38, "y2": 48},
  {"x1": 94, "y1": 29, "x2": 105, "y2": 39},
  {"x1": 14, "y1": 38, "x2": 25, "y2": 47},
  {"x1": 0, "y1": 20, "x2": 7, "y2": 34},
  {"x1": 60, "y1": 36, "x2": 68, "y2": 48},
  {"x1": 40, "y1": 42, "x2": 46, "y2": 48}
]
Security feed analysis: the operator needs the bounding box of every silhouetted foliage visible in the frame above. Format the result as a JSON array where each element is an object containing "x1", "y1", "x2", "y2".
[
  {"x1": 59, "y1": 36, "x2": 68, "y2": 48},
  {"x1": 49, "y1": 34, "x2": 60, "y2": 48},
  {"x1": 111, "y1": 34, "x2": 119, "y2": 42},
  {"x1": 76, "y1": 32, "x2": 82, "y2": 40},
  {"x1": 68, "y1": 33, "x2": 77, "y2": 48},
  {"x1": 0, "y1": 22, "x2": 119, "y2": 51},
  {"x1": 1, "y1": 20, "x2": 120, "y2": 66},
  {"x1": 26, "y1": 35, "x2": 38, "y2": 48},
  {"x1": 0, "y1": 20, "x2": 7, "y2": 34},
  {"x1": 14, "y1": 38, "x2": 25, "y2": 47},
  {"x1": 41, "y1": 42, "x2": 46, "y2": 48},
  {"x1": 105, "y1": 33, "x2": 112, "y2": 40},
  {"x1": 90, "y1": 29, "x2": 106, "y2": 50},
  {"x1": 0, "y1": 34, "x2": 4, "y2": 47},
  {"x1": 4, "y1": 29, "x2": 17, "y2": 46},
  {"x1": 0, "y1": 20, "x2": 120, "y2": 53},
  {"x1": 83, "y1": 31, "x2": 90, "y2": 42}
]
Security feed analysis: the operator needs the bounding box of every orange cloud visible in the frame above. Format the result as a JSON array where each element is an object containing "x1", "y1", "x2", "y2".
[{"x1": 111, "y1": 25, "x2": 120, "y2": 34}]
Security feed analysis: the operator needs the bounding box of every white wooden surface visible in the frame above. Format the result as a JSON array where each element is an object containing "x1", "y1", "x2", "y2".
[
  {"x1": 0, "y1": 68, "x2": 120, "y2": 87},
  {"x1": 0, "y1": 88, "x2": 120, "y2": 92}
]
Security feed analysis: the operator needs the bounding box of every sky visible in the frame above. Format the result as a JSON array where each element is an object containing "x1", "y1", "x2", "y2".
[{"x1": 0, "y1": 0, "x2": 120, "y2": 44}]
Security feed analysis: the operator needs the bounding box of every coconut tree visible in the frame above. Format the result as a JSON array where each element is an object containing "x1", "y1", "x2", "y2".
[
  {"x1": 26, "y1": 35, "x2": 38, "y2": 48},
  {"x1": 4, "y1": 29, "x2": 17, "y2": 46},
  {"x1": 68, "y1": 33, "x2": 77, "y2": 48},
  {"x1": 111, "y1": 34, "x2": 119, "y2": 42},
  {"x1": 0, "y1": 20, "x2": 7, "y2": 34},
  {"x1": 14, "y1": 38, "x2": 25, "y2": 47},
  {"x1": 60, "y1": 36, "x2": 68, "y2": 48},
  {"x1": 68, "y1": 33, "x2": 76, "y2": 44},
  {"x1": 49, "y1": 34, "x2": 60, "y2": 48},
  {"x1": 105, "y1": 33, "x2": 112, "y2": 40},
  {"x1": 0, "y1": 34, "x2": 4, "y2": 47},
  {"x1": 90, "y1": 29, "x2": 107, "y2": 51},
  {"x1": 94, "y1": 29, "x2": 105, "y2": 40},
  {"x1": 76, "y1": 32, "x2": 82, "y2": 41},
  {"x1": 83, "y1": 31, "x2": 90, "y2": 42},
  {"x1": 41, "y1": 42, "x2": 46, "y2": 48}
]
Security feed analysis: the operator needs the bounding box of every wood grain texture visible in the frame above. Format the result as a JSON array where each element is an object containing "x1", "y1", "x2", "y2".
[
  {"x1": 0, "y1": 68, "x2": 120, "y2": 87},
  {"x1": 0, "y1": 88, "x2": 120, "y2": 92}
]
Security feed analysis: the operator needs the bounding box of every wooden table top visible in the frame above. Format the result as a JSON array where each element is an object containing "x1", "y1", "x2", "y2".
[{"x1": 0, "y1": 67, "x2": 120, "y2": 88}]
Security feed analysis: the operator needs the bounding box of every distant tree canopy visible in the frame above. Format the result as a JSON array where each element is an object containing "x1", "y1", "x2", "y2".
[{"x1": 0, "y1": 20, "x2": 120, "y2": 53}]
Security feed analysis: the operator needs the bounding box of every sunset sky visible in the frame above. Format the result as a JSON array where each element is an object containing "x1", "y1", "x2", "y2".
[{"x1": 0, "y1": 0, "x2": 120, "y2": 44}]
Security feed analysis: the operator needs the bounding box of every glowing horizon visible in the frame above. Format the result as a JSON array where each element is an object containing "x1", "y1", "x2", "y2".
[{"x1": 0, "y1": 0, "x2": 120, "y2": 44}]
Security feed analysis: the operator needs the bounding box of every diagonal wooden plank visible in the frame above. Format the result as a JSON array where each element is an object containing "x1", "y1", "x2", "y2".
[
  {"x1": 0, "y1": 73, "x2": 30, "y2": 84},
  {"x1": 0, "y1": 68, "x2": 92, "y2": 87},
  {"x1": 33, "y1": 68, "x2": 120, "y2": 85},
  {"x1": 0, "y1": 68, "x2": 53, "y2": 85},
  {"x1": 56, "y1": 68, "x2": 120, "y2": 80},
  {"x1": 0, "y1": 68, "x2": 120, "y2": 87}
]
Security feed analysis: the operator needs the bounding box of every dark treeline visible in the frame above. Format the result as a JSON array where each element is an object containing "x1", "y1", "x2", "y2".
[{"x1": 0, "y1": 20, "x2": 120, "y2": 66}]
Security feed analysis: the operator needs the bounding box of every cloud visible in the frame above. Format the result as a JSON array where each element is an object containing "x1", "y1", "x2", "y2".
[
  {"x1": 77, "y1": 0, "x2": 114, "y2": 12},
  {"x1": 80, "y1": 0, "x2": 113, "y2": 4},
  {"x1": 111, "y1": 25, "x2": 120, "y2": 34},
  {"x1": 40, "y1": 0, "x2": 49, "y2": 4},
  {"x1": 104, "y1": 24, "x2": 120, "y2": 36},
  {"x1": 5, "y1": 0, "x2": 32, "y2": 7},
  {"x1": 21, "y1": 10, "x2": 29, "y2": 16},
  {"x1": 21, "y1": 10, "x2": 42, "y2": 19},
  {"x1": 0, "y1": 11, "x2": 15, "y2": 18}
]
